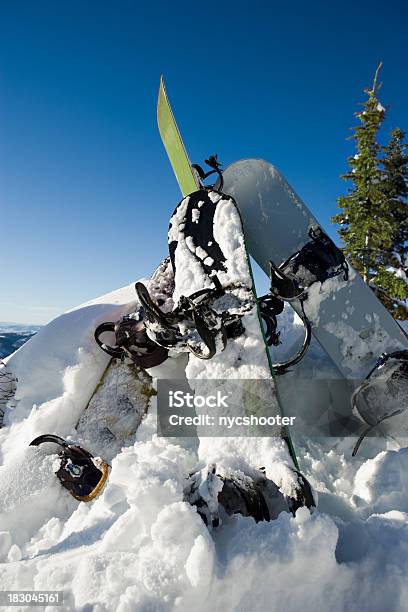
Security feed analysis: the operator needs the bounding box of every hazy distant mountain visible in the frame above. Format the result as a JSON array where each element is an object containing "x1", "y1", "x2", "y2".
[
  {"x1": 0, "y1": 323, "x2": 42, "y2": 359},
  {"x1": 0, "y1": 322, "x2": 43, "y2": 334}
]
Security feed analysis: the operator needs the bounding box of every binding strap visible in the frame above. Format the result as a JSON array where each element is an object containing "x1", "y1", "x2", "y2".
[
  {"x1": 192, "y1": 155, "x2": 224, "y2": 191},
  {"x1": 258, "y1": 293, "x2": 311, "y2": 374},
  {"x1": 30, "y1": 435, "x2": 110, "y2": 502},
  {"x1": 269, "y1": 227, "x2": 349, "y2": 302},
  {"x1": 351, "y1": 350, "x2": 408, "y2": 456},
  {"x1": 352, "y1": 409, "x2": 404, "y2": 457},
  {"x1": 136, "y1": 277, "x2": 251, "y2": 360},
  {"x1": 94, "y1": 322, "x2": 124, "y2": 359},
  {"x1": 94, "y1": 315, "x2": 168, "y2": 369}
]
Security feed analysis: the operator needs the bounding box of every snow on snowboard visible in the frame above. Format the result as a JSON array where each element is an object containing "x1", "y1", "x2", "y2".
[
  {"x1": 25, "y1": 258, "x2": 187, "y2": 503},
  {"x1": 156, "y1": 77, "x2": 308, "y2": 470},
  {"x1": 220, "y1": 159, "x2": 408, "y2": 449},
  {"x1": 156, "y1": 77, "x2": 356, "y2": 443},
  {"x1": 76, "y1": 257, "x2": 175, "y2": 462},
  {"x1": 136, "y1": 185, "x2": 314, "y2": 523},
  {"x1": 156, "y1": 78, "x2": 408, "y2": 455},
  {"x1": 4, "y1": 77, "x2": 406, "y2": 522},
  {"x1": 1, "y1": 221, "x2": 313, "y2": 522}
]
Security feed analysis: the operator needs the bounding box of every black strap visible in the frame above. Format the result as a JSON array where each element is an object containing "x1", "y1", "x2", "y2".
[
  {"x1": 94, "y1": 322, "x2": 124, "y2": 359},
  {"x1": 192, "y1": 155, "x2": 224, "y2": 191},
  {"x1": 136, "y1": 282, "x2": 180, "y2": 326},
  {"x1": 258, "y1": 293, "x2": 311, "y2": 374},
  {"x1": 258, "y1": 294, "x2": 284, "y2": 347},
  {"x1": 272, "y1": 300, "x2": 312, "y2": 375},
  {"x1": 30, "y1": 434, "x2": 70, "y2": 448},
  {"x1": 190, "y1": 310, "x2": 218, "y2": 359},
  {"x1": 269, "y1": 260, "x2": 305, "y2": 301},
  {"x1": 269, "y1": 228, "x2": 349, "y2": 302},
  {"x1": 352, "y1": 409, "x2": 404, "y2": 456},
  {"x1": 29, "y1": 434, "x2": 94, "y2": 458},
  {"x1": 351, "y1": 349, "x2": 408, "y2": 455},
  {"x1": 137, "y1": 278, "x2": 247, "y2": 359}
]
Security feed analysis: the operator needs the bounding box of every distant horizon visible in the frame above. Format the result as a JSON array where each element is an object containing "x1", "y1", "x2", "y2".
[{"x1": 0, "y1": 321, "x2": 43, "y2": 328}]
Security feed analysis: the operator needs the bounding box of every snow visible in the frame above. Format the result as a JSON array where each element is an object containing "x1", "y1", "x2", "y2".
[
  {"x1": 1, "y1": 285, "x2": 408, "y2": 609},
  {"x1": 386, "y1": 265, "x2": 408, "y2": 285},
  {"x1": 168, "y1": 192, "x2": 302, "y2": 497},
  {"x1": 1, "y1": 284, "x2": 139, "y2": 463}
]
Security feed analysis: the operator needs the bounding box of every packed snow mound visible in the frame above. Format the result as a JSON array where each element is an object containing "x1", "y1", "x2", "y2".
[
  {"x1": 1, "y1": 284, "x2": 139, "y2": 463},
  {"x1": 0, "y1": 287, "x2": 408, "y2": 611}
]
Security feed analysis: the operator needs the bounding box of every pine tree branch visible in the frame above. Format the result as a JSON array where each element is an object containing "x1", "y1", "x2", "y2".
[
  {"x1": 371, "y1": 62, "x2": 382, "y2": 94},
  {"x1": 369, "y1": 281, "x2": 407, "y2": 304}
]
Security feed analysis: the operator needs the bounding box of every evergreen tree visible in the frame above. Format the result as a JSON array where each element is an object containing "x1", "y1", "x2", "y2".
[
  {"x1": 374, "y1": 128, "x2": 408, "y2": 318},
  {"x1": 333, "y1": 64, "x2": 408, "y2": 319}
]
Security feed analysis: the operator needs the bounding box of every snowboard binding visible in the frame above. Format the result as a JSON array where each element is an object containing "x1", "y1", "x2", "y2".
[
  {"x1": 258, "y1": 293, "x2": 285, "y2": 347},
  {"x1": 185, "y1": 464, "x2": 315, "y2": 528},
  {"x1": 29, "y1": 435, "x2": 110, "y2": 502},
  {"x1": 94, "y1": 309, "x2": 169, "y2": 369},
  {"x1": 185, "y1": 465, "x2": 271, "y2": 528},
  {"x1": 136, "y1": 276, "x2": 251, "y2": 360},
  {"x1": 352, "y1": 350, "x2": 408, "y2": 456},
  {"x1": 262, "y1": 226, "x2": 347, "y2": 374},
  {"x1": 269, "y1": 226, "x2": 349, "y2": 302},
  {"x1": 258, "y1": 293, "x2": 311, "y2": 375},
  {"x1": 192, "y1": 154, "x2": 224, "y2": 191}
]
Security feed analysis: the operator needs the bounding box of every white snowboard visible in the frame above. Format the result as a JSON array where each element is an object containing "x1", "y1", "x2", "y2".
[
  {"x1": 222, "y1": 159, "x2": 407, "y2": 377},
  {"x1": 220, "y1": 159, "x2": 408, "y2": 437}
]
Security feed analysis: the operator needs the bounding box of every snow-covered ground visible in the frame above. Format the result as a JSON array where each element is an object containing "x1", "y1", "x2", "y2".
[{"x1": 0, "y1": 284, "x2": 408, "y2": 612}]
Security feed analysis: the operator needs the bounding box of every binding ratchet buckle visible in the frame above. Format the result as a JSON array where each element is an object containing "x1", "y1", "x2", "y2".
[
  {"x1": 351, "y1": 350, "x2": 408, "y2": 456},
  {"x1": 258, "y1": 292, "x2": 311, "y2": 375},
  {"x1": 136, "y1": 276, "x2": 251, "y2": 360},
  {"x1": 269, "y1": 227, "x2": 349, "y2": 302},
  {"x1": 94, "y1": 309, "x2": 169, "y2": 369},
  {"x1": 30, "y1": 435, "x2": 110, "y2": 502},
  {"x1": 262, "y1": 227, "x2": 348, "y2": 373}
]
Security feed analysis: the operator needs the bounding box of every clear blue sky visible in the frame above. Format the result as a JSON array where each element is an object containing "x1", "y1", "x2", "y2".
[{"x1": 1, "y1": 0, "x2": 407, "y2": 323}]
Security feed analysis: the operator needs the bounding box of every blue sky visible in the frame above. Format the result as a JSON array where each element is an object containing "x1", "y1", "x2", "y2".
[{"x1": 1, "y1": 0, "x2": 407, "y2": 324}]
